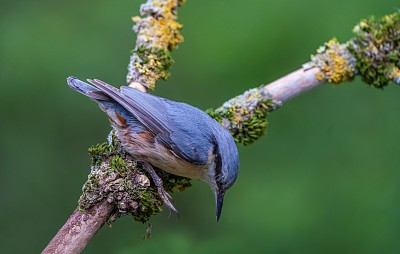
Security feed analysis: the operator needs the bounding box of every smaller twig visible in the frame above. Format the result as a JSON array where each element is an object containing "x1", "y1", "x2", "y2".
[
  {"x1": 264, "y1": 67, "x2": 323, "y2": 103},
  {"x1": 208, "y1": 11, "x2": 400, "y2": 145},
  {"x1": 127, "y1": 0, "x2": 184, "y2": 90},
  {"x1": 42, "y1": 200, "x2": 115, "y2": 254},
  {"x1": 207, "y1": 67, "x2": 324, "y2": 145}
]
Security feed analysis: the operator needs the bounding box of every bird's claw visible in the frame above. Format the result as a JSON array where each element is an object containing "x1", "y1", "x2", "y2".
[
  {"x1": 141, "y1": 161, "x2": 179, "y2": 217},
  {"x1": 157, "y1": 186, "x2": 179, "y2": 217}
]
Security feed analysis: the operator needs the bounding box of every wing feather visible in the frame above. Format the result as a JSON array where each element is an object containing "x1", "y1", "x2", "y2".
[{"x1": 87, "y1": 79, "x2": 209, "y2": 165}]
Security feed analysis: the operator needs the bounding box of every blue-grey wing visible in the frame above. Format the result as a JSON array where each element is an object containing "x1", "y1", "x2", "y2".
[
  {"x1": 120, "y1": 85, "x2": 212, "y2": 165},
  {"x1": 88, "y1": 79, "x2": 211, "y2": 165},
  {"x1": 161, "y1": 99, "x2": 214, "y2": 165}
]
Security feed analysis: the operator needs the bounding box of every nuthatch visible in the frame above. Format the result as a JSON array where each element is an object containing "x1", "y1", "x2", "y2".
[{"x1": 67, "y1": 77, "x2": 239, "y2": 221}]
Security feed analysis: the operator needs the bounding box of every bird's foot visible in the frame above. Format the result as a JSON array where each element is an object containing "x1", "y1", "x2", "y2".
[{"x1": 141, "y1": 161, "x2": 179, "y2": 217}]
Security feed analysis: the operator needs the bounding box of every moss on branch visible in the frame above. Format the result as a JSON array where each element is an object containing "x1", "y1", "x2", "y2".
[
  {"x1": 311, "y1": 38, "x2": 357, "y2": 84},
  {"x1": 311, "y1": 12, "x2": 400, "y2": 88},
  {"x1": 127, "y1": 0, "x2": 185, "y2": 89},
  {"x1": 207, "y1": 87, "x2": 278, "y2": 145},
  {"x1": 349, "y1": 12, "x2": 400, "y2": 88},
  {"x1": 80, "y1": 131, "x2": 191, "y2": 223}
]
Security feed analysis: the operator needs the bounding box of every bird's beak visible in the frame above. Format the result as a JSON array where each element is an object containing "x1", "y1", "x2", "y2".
[{"x1": 215, "y1": 190, "x2": 225, "y2": 222}]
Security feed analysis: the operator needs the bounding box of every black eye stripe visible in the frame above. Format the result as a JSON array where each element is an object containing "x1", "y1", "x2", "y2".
[{"x1": 212, "y1": 139, "x2": 223, "y2": 190}]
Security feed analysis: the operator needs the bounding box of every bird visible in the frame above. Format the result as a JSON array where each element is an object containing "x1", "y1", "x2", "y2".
[{"x1": 67, "y1": 77, "x2": 239, "y2": 221}]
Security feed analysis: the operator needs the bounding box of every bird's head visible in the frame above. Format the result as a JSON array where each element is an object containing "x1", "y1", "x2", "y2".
[{"x1": 206, "y1": 124, "x2": 239, "y2": 222}]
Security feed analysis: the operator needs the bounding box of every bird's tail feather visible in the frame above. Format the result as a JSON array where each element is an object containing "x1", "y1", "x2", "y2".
[{"x1": 67, "y1": 76, "x2": 111, "y2": 101}]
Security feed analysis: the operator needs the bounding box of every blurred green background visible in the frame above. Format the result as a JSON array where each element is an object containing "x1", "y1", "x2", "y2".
[{"x1": 1, "y1": 0, "x2": 399, "y2": 253}]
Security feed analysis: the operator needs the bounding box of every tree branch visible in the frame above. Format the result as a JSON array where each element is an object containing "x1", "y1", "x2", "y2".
[
  {"x1": 127, "y1": 0, "x2": 185, "y2": 91},
  {"x1": 42, "y1": 201, "x2": 114, "y2": 254},
  {"x1": 208, "y1": 12, "x2": 399, "y2": 145},
  {"x1": 43, "y1": 0, "x2": 184, "y2": 253},
  {"x1": 43, "y1": 3, "x2": 400, "y2": 253},
  {"x1": 262, "y1": 67, "x2": 324, "y2": 103}
]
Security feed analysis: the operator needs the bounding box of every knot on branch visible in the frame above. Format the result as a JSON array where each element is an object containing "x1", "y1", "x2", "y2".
[
  {"x1": 127, "y1": 0, "x2": 184, "y2": 89},
  {"x1": 349, "y1": 12, "x2": 400, "y2": 88},
  {"x1": 311, "y1": 38, "x2": 357, "y2": 84},
  {"x1": 207, "y1": 87, "x2": 278, "y2": 146},
  {"x1": 79, "y1": 131, "x2": 191, "y2": 223}
]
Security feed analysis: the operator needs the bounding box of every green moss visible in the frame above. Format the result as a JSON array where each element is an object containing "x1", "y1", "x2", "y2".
[
  {"x1": 80, "y1": 131, "x2": 192, "y2": 223},
  {"x1": 134, "y1": 46, "x2": 174, "y2": 85},
  {"x1": 132, "y1": 191, "x2": 163, "y2": 223},
  {"x1": 208, "y1": 99, "x2": 275, "y2": 145},
  {"x1": 158, "y1": 170, "x2": 192, "y2": 193},
  {"x1": 110, "y1": 155, "x2": 128, "y2": 175},
  {"x1": 349, "y1": 12, "x2": 400, "y2": 88},
  {"x1": 206, "y1": 108, "x2": 223, "y2": 123},
  {"x1": 88, "y1": 142, "x2": 112, "y2": 166},
  {"x1": 233, "y1": 106, "x2": 268, "y2": 144}
]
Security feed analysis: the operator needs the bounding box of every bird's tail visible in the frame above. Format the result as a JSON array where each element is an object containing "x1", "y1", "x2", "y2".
[{"x1": 67, "y1": 76, "x2": 111, "y2": 101}]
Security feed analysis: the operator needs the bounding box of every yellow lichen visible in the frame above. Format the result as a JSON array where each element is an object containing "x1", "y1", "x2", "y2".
[
  {"x1": 389, "y1": 67, "x2": 400, "y2": 79},
  {"x1": 311, "y1": 38, "x2": 357, "y2": 85},
  {"x1": 133, "y1": 16, "x2": 183, "y2": 50},
  {"x1": 127, "y1": 0, "x2": 185, "y2": 89},
  {"x1": 315, "y1": 72, "x2": 325, "y2": 81}
]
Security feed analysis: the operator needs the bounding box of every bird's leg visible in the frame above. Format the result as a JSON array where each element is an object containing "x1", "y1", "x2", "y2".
[{"x1": 141, "y1": 161, "x2": 179, "y2": 217}]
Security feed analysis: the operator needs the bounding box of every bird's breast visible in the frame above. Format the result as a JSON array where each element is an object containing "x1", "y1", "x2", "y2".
[{"x1": 114, "y1": 124, "x2": 209, "y2": 182}]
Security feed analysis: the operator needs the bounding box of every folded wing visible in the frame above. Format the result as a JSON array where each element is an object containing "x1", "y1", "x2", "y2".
[{"x1": 88, "y1": 79, "x2": 211, "y2": 165}]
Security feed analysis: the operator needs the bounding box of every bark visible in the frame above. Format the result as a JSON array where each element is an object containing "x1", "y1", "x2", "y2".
[
  {"x1": 264, "y1": 67, "x2": 324, "y2": 104},
  {"x1": 42, "y1": 201, "x2": 114, "y2": 254}
]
